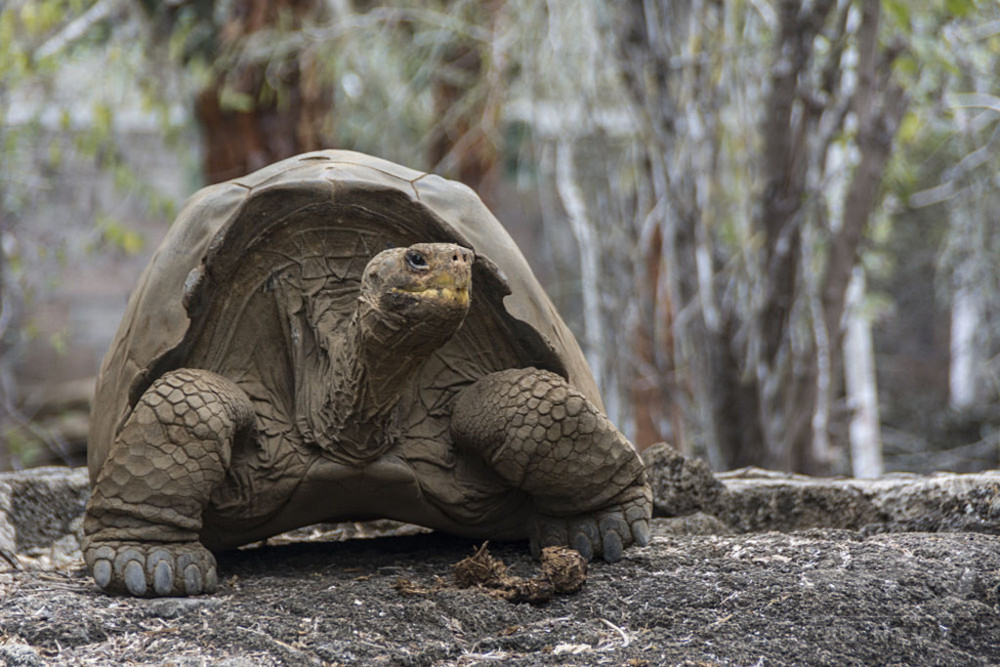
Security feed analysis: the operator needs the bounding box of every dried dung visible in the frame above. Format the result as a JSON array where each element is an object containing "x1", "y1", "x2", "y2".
[{"x1": 453, "y1": 542, "x2": 586, "y2": 604}]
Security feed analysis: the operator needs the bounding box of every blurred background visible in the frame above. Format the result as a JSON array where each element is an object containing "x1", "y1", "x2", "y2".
[{"x1": 1, "y1": 0, "x2": 999, "y2": 477}]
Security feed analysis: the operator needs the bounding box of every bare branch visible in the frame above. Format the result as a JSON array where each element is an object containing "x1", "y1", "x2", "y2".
[{"x1": 35, "y1": 0, "x2": 125, "y2": 60}]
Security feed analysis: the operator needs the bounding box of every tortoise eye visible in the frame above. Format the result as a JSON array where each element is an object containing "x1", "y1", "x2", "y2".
[{"x1": 405, "y1": 251, "x2": 429, "y2": 271}]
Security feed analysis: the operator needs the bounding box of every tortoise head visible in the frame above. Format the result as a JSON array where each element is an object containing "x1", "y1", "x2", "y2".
[{"x1": 358, "y1": 243, "x2": 473, "y2": 354}]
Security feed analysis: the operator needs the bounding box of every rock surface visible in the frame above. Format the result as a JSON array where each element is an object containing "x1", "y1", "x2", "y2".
[
  {"x1": 0, "y1": 467, "x2": 88, "y2": 570},
  {"x1": 643, "y1": 442, "x2": 1000, "y2": 535},
  {"x1": 712, "y1": 466, "x2": 1000, "y2": 534},
  {"x1": 2, "y1": 461, "x2": 1000, "y2": 665}
]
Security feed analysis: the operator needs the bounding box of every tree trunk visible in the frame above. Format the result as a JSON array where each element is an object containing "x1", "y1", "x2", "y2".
[
  {"x1": 843, "y1": 268, "x2": 883, "y2": 478},
  {"x1": 949, "y1": 283, "x2": 984, "y2": 411},
  {"x1": 193, "y1": 0, "x2": 331, "y2": 184},
  {"x1": 427, "y1": 33, "x2": 500, "y2": 197},
  {"x1": 812, "y1": 0, "x2": 906, "y2": 473},
  {"x1": 750, "y1": 0, "x2": 836, "y2": 471},
  {"x1": 555, "y1": 141, "x2": 607, "y2": 398},
  {"x1": 641, "y1": 0, "x2": 902, "y2": 475}
]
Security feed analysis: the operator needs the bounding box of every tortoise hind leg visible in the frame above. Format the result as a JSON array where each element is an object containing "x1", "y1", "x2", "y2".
[
  {"x1": 83, "y1": 369, "x2": 255, "y2": 596},
  {"x1": 450, "y1": 367, "x2": 652, "y2": 562}
]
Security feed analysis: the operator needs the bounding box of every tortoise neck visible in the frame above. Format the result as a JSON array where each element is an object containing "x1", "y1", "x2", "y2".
[
  {"x1": 307, "y1": 296, "x2": 457, "y2": 464},
  {"x1": 329, "y1": 313, "x2": 433, "y2": 428},
  {"x1": 313, "y1": 311, "x2": 432, "y2": 458},
  {"x1": 353, "y1": 308, "x2": 437, "y2": 403},
  {"x1": 330, "y1": 306, "x2": 441, "y2": 398}
]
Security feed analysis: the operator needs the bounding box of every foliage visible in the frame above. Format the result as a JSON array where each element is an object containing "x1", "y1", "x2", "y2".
[
  {"x1": 2, "y1": 0, "x2": 999, "y2": 473},
  {"x1": 0, "y1": 0, "x2": 191, "y2": 469},
  {"x1": 877, "y1": 0, "x2": 1000, "y2": 426}
]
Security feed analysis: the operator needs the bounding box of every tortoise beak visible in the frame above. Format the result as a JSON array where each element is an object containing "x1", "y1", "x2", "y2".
[
  {"x1": 359, "y1": 243, "x2": 473, "y2": 353},
  {"x1": 391, "y1": 243, "x2": 473, "y2": 306}
]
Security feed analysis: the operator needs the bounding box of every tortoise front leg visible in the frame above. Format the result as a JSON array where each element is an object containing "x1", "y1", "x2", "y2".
[
  {"x1": 83, "y1": 369, "x2": 255, "y2": 596},
  {"x1": 450, "y1": 367, "x2": 652, "y2": 562}
]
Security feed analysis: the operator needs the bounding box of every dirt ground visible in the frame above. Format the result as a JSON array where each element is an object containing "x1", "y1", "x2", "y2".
[{"x1": 3, "y1": 521, "x2": 1000, "y2": 666}]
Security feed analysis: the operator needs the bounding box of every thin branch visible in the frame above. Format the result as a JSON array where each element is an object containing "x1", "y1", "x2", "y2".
[
  {"x1": 947, "y1": 94, "x2": 1000, "y2": 114},
  {"x1": 35, "y1": 0, "x2": 124, "y2": 60}
]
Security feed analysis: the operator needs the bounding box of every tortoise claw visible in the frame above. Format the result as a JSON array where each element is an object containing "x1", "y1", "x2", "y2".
[
  {"x1": 632, "y1": 518, "x2": 651, "y2": 547},
  {"x1": 528, "y1": 486, "x2": 652, "y2": 563},
  {"x1": 83, "y1": 540, "x2": 217, "y2": 597},
  {"x1": 571, "y1": 530, "x2": 595, "y2": 561},
  {"x1": 92, "y1": 559, "x2": 113, "y2": 589}
]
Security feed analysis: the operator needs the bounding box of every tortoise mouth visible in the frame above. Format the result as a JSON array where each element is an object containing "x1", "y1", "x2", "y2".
[
  {"x1": 361, "y1": 243, "x2": 474, "y2": 336},
  {"x1": 388, "y1": 284, "x2": 470, "y2": 306}
]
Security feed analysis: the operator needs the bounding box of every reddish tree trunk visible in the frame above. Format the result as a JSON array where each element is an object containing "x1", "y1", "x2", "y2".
[
  {"x1": 631, "y1": 225, "x2": 681, "y2": 452},
  {"x1": 426, "y1": 1, "x2": 504, "y2": 199},
  {"x1": 195, "y1": 0, "x2": 331, "y2": 184}
]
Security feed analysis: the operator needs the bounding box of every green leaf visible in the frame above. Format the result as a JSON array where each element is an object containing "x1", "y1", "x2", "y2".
[
  {"x1": 893, "y1": 55, "x2": 919, "y2": 78},
  {"x1": 219, "y1": 88, "x2": 255, "y2": 113},
  {"x1": 19, "y1": 3, "x2": 38, "y2": 34},
  {"x1": 96, "y1": 214, "x2": 146, "y2": 255},
  {"x1": 49, "y1": 330, "x2": 68, "y2": 356},
  {"x1": 945, "y1": 0, "x2": 976, "y2": 18},
  {"x1": 92, "y1": 102, "x2": 113, "y2": 136},
  {"x1": 898, "y1": 111, "x2": 922, "y2": 145},
  {"x1": 47, "y1": 139, "x2": 62, "y2": 166},
  {"x1": 883, "y1": 0, "x2": 912, "y2": 32}
]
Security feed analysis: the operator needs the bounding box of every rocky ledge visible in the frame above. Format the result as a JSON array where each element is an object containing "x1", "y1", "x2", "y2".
[{"x1": 1, "y1": 448, "x2": 999, "y2": 666}]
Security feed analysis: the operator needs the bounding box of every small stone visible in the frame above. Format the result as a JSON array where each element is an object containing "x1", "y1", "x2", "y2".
[
  {"x1": 143, "y1": 598, "x2": 218, "y2": 619},
  {"x1": 0, "y1": 642, "x2": 42, "y2": 667}
]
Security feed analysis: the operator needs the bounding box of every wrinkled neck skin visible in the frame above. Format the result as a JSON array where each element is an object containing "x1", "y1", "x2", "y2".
[
  {"x1": 354, "y1": 297, "x2": 439, "y2": 413},
  {"x1": 312, "y1": 295, "x2": 455, "y2": 465}
]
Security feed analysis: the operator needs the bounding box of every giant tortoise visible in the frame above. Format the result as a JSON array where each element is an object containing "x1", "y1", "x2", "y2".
[{"x1": 84, "y1": 150, "x2": 651, "y2": 596}]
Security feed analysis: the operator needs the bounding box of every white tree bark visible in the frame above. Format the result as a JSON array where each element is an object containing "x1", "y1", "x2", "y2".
[
  {"x1": 36, "y1": 0, "x2": 124, "y2": 60},
  {"x1": 843, "y1": 267, "x2": 883, "y2": 478},
  {"x1": 555, "y1": 140, "x2": 614, "y2": 417},
  {"x1": 949, "y1": 286, "x2": 982, "y2": 411}
]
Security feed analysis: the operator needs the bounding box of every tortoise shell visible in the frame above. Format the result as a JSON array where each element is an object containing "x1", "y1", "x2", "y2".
[{"x1": 88, "y1": 150, "x2": 600, "y2": 481}]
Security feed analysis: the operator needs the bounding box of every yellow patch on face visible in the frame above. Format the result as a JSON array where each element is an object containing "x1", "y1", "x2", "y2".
[
  {"x1": 390, "y1": 285, "x2": 470, "y2": 306},
  {"x1": 433, "y1": 286, "x2": 470, "y2": 306}
]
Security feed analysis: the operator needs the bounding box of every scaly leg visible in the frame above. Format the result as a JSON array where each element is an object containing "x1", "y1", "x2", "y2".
[
  {"x1": 451, "y1": 367, "x2": 651, "y2": 562},
  {"x1": 84, "y1": 369, "x2": 255, "y2": 596}
]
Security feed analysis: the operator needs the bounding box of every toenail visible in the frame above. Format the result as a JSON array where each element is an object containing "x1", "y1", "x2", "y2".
[
  {"x1": 93, "y1": 559, "x2": 112, "y2": 589},
  {"x1": 632, "y1": 519, "x2": 651, "y2": 546},
  {"x1": 153, "y1": 560, "x2": 174, "y2": 595},
  {"x1": 183, "y1": 564, "x2": 203, "y2": 595},
  {"x1": 204, "y1": 566, "x2": 219, "y2": 594},
  {"x1": 572, "y1": 533, "x2": 594, "y2": 561},
  {"x1": 603, "y1": 530, "x2": 624, "y2": 562},
  {"x1": 124, "y1": 560, "x2": 147, "y2": 596}
]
